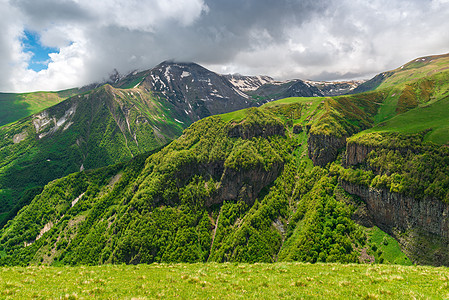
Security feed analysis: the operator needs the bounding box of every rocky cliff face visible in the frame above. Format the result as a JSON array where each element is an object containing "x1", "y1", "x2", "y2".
[
  {"x1": 340, "y1": 138, "x2": 449, "y2": 265},
  {"x1": 307, "y1": 134, "x2": 346, "y2": 166},
  {"x1": 227, "y1": 121, "x2": 285, "y2": 140},
  {"x1": 344, "y1": 141, "x2": 374, "y2": 166},
  {"x1": 209, "y1": 162, "x2": 284, "y2": 207},
  {"x1": 341, "y1": 181, "x2": 449, "y2": 240},
  {"x1": 164, "y1": 159, "x2": 283, "y2": 208}
]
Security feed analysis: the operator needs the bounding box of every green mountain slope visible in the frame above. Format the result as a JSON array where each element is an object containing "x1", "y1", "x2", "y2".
[
  {"x1": 344, "y1": 54, "x2": 449, "y2": 145},
  {"x1": 0, "y1": 89, "x2": 84, "y2": 127},
  {"x1": 334, "y1": 54, "x2": 449, "y2": 264},
  {"x1": 0, "y1": 61, "x2": 270, "y2": 227},
  {"x1": 0, "y1": 84, "x2": 184, "y2": 226},
  {"x1": 351, "y1": 53, "x2": 449, "y2": 124}
]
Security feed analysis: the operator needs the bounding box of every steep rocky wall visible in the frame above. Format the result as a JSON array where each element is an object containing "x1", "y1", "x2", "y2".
[
  {"x1": 307, "y1": 134, "x2": 346, "y2": 166},
  {"x1": 227, "y1": 121, "x2": 285, "y2": 139},
  {"x1": 172, "y1": 159, "x2": 284, "y2": 208},
  {"x1": 341, "y1": 181, "x2": 449, "y2": 240},
  {"x1": 344, "y1": 141, "x2": 374, "y2": 166},
  {"x1": 207, "y1": 162, "x2": 284, "y2": 207}
]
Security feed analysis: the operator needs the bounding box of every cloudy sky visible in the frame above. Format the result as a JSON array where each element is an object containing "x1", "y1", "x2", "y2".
[{"x1": 1, "y1": 0, "x2": 449, "y2": 92}]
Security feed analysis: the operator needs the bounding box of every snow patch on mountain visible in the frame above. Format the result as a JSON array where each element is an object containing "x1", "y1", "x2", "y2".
[
  {"x1": 225, "y1": 74, "x2": 275, "y2": 91},
  {"x1": 181, "y1": 71, "x2": 191, "y2": 78}
]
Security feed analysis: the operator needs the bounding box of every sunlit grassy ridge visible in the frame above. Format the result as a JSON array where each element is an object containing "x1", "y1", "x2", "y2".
[
  {"x1": 356, "y1": 95, "x2": 449, "y2": 144},
  {"x1": 377, "y1": 53, "x2": 449, "y2": 89},
  {"x1": 1, "y1": 263, "x2": 449, "y2": 299},
  {"x1": 0, "y1": 89, "x2": 82, "y2": 127},
  {"x1": 350, "y1": 53, "x2": 449, "y2": 144}
]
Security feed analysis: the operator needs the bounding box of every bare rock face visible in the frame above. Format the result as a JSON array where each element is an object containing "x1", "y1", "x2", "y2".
[
  {"x1": 141, "y1": 61, "x2": 258, "y2": 123},
  {"x1": 209, "y1": 162, "x2": 284, "y2": 207},
  {"x1": 292, "y1": 124, "x2": 303, "y2": 134},
  {"x1": 172, "y1": 158, "x2": 284, "y2": 208},
  {"x1": 341, "y1": 181, "x2": 449, "y2": 240},
  {"x1": 344, "y1": 141, "x2": 374, "y2": 166},
  {"x1": 307, "y1": 134, "x2": 346, "y2": 166},
  {"x1": 227, "y1": 122, "x2": 285, "y2": 139},
  {"x1": 351, "y1": 202, "x2": 375, "y2": 228}
]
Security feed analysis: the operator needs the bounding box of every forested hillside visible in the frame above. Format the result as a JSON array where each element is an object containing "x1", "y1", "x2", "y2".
[
  {"x1": 0, "y1": 61, "x2": 267, "y2": 227},
  {"x1": 1, "y1": 54, "x2": 449, "y2": 266},
  {"x1": 0, "y1": 93, "x2": 409, "y2": 265}
]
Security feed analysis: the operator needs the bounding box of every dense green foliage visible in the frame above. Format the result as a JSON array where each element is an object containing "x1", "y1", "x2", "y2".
[
  {"x1": 337, "y1": 131, "x2": 449, "y2": 202},
  {"x1": 0, "y1": 104, "x2": 385, "y2": 266}
]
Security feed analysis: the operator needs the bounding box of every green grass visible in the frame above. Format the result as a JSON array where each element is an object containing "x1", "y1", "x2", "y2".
[
  {"x1": 373, "y1": 90, "x2": 399, "y2": 124},
  {"x1": 359, "y1": 96, "x2": 449, "y2": 144},
  {"x1": 0, "y1": 263, "x2": 448, "y2": 299},
  {"x1": 0, "y1": 90, "x2": 80, "y2": 127},
  {"x1": 368, "y1": 227, "x2": 412, "y2": 265},
  {"x1": 221, "y1": 97, "x2": 322, "y2": 123},
  {"x1": 261, "y1": 96, "x2": 321, "y2": 107},
  {"x1": 377, "y1": 53, "x2": 449, "y2": 90},
  {"x1": 220, "y1": 108, "x2": 251, "y2": 122}
]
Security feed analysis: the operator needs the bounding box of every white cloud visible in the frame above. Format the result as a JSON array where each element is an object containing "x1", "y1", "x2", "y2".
[
  {"x1": 1, "y1": 0, "x2": 449, "y2": 92},
  {"x1": 205, "y1": 0, "x2": 449, "y2": 81}
]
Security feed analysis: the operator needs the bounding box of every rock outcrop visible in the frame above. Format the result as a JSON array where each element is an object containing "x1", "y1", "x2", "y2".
[
  {"x1": 307, "y1": 134, "x2": 346, "y2": 166},
  {"x1": 210, "y1": 162, "x2": 284, "y2": 207},
  {"x1": 172, "y1": 159, "x2": 283, "y2": 208},
  {"x1": 344, "y1": 141, "x2": 374, "y2": 166},
  {"x1": 227, "y1": 122, "x2": 285, "y2": 139},
  {"x1": 341, "y1": 181, "x2": 449, "y2": 240}
]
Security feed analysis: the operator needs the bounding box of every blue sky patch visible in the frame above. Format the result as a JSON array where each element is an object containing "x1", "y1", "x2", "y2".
[{"x1": 21, "y1": 30, "x2": 58, "y2": 72}]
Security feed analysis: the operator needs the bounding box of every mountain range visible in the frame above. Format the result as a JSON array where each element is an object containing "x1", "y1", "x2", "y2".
[
  {"x1": 1, "y1": 53, "x2": 449, "y2": 266},
  {"x1": 0, "y1": 61, "x2": 362, "y2": 227}
]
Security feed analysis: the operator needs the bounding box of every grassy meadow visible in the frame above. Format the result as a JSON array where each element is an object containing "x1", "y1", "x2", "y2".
[
  {"x1": 0, "y1": 91, "x2": 73, "y2": 127},
  {"x1": 1, "y1": 263, "x2": 449, "y2": 299}
]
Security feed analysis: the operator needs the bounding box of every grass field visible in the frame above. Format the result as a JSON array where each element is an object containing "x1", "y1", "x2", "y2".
[
  {"x1": 0, "y1": 263, "x2": 448, "y2": 299},
  {"x1": 377, "y1": 53, "x2": 449, "y2": 89},
  {"x1": 367, "y1": 227, "x2": 412, "y2": 265},
  {"x1": 360, "y1": 96, "x2": 449, "y2": 144}
]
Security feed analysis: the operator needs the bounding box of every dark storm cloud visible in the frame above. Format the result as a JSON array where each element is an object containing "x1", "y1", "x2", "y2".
[
  {"x1": 11, "y1": 0, "x2": 93, "y2": 27},
  {"x1": 128, "y1": 0, "x2": 330, "y2": 68},
  {"x1": 199, "y1": 0, "x2": 327, "y2": 40}
]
